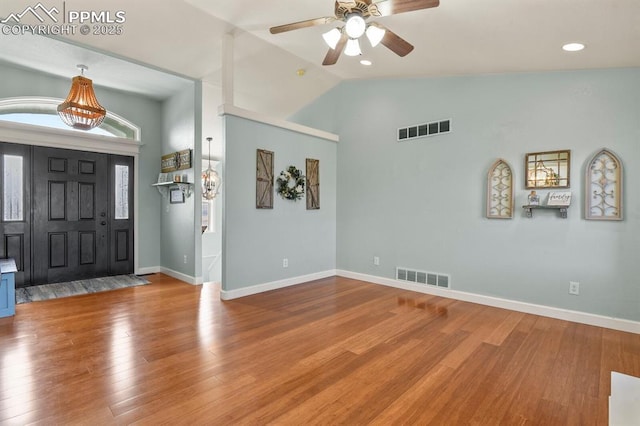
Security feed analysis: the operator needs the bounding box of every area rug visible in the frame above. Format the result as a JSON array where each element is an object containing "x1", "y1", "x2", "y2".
[{"x1": 15, "y1": 274, "x2": 150, "y2": 304}]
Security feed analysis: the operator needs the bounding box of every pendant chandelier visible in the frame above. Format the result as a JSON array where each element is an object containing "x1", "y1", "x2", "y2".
[
  {"x1": 202, "y1": 137, "x2": 221, "y2": 200},
  {"x1": 57, "y1": 64, "x2": 106, "y2": 131}
]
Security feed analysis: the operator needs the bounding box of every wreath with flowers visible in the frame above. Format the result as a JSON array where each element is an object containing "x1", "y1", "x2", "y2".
[{"x1": 276, "y1": 166, "x2": 305, "y2": 201}]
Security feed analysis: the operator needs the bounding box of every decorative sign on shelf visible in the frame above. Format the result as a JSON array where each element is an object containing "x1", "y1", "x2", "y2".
[
  {"x1": 161, "y1": 149, "x2": 192, "y2": 173},
  {"x1": 547, "y1": 191, "x2": 572, "y2": 206}
]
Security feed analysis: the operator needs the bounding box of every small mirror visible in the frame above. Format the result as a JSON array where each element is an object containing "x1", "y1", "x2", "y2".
[{"x1": 525, "y1": 150, "x2": 570, "y2": 189}]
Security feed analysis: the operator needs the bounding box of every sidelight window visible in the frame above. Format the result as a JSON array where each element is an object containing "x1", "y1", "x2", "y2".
[
  {"x1": 114, "y1": 165, "x2": 129, "y2": 220},
  {"x1": 3, "y1": 155, "x2": 24, "y2": 221}
]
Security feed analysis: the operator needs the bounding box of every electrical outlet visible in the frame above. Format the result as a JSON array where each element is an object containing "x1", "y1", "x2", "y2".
[
  {"x1": 569, "y1": 281, "x2": 580, "y2": 295},
  {"x1": 183, "y1": 255, "x2": 187, "y2": 264},
  {"x1": 373, "y1": 256, "x2": 380, "y2": 266},
  {"x1": 283, "y1": 258, "x2": 288, "y2": 268}
]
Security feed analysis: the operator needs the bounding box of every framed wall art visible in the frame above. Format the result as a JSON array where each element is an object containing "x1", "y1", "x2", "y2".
[
  {"x1": 585, "y1": 148, "x2": 623, "y2": 220},
  {"x1": 170, "y1": 187, "x2": 185, "y2": 204},
  {"x1": 486, "y1": 158, "x2": 514, "y2": 219},
  {"x1": 306, "y1": 158, "x2": 320, "y2": 210},
  {"x1": 256, "y1": 149, "x2": 274, "y2": 209},
  {"x1": 525, "y1": 150, "x2": 570, "y2": 189}
]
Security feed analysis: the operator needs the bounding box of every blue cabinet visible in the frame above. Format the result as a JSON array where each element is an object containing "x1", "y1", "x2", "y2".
[{"x1": 0, "y1": 259, "x2": 17, "y2": 318}]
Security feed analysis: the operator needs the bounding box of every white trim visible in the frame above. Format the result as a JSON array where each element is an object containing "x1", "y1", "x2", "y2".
[
  {"x1": 218, "y1": 104, "x2": 339, "y2": 143},
  {"x1": 160, "y1": 267, "x2": 199, "y2": 285},
  {"x1": 0, "y1": 120, "x2": 141, "y2": 156},
  {"x1": 336, "y1": 270, "x2": 640, "y2": 334},
  {"x1": 136, "y1": 266, "x2": 161, "y2": 275},
  {"x1": 220, "y1": 270, "x2": 337, "y2": 300}
]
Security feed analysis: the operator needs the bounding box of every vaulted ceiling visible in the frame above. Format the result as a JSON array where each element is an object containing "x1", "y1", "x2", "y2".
[{"x1": 0, "y1": 0, "x2": 638, "y2": 117}]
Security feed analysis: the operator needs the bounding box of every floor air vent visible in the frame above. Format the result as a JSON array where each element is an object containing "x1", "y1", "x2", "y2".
[
  {"x1": 396, "y1": 267, "x2": 450, "y2": 288},
  {"x1": 398, "y1": 119, "x2": 451, "y2": 142}
]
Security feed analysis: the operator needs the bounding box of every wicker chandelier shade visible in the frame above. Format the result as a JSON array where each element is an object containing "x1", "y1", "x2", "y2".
[{"x1": 57, "y1": 65, "x2": 106, "y2": 131}]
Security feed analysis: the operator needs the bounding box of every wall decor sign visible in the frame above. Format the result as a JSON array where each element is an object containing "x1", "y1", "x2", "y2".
[
  {"x1": 306, "y1": 158, "x2": 320, "y2": 210},
  {"x1": 256, "y1": 149, "x2": 274, "y2": 209},
  {"x1": 547, "y1": 191, "x2": 572, "y2": 206},
  {"x1": 585, "y1": 148, "x2": 623, "y2": 220},
  {"x1": 486, "y1": 159, "x2": 514, "y2": 219},
  {"x1": 161, "y1": 149, "x2": 192, "y2": 173}
]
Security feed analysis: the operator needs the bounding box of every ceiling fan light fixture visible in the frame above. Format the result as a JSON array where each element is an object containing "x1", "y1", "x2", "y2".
[
  {"x1": 365, "y1": 24, "x2": 386, "y2": 47},
  {"x1": 322, "y1": 27, "x2": 342, "y2": 49},
  {"x1": 344, "y1": 38, "x2": 362, "y2": 56},
  {"x1": 344, "y1": 13, "x2": 366, "y2": 39}
]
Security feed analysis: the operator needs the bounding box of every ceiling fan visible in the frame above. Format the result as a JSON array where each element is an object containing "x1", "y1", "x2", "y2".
[{"x1": 269, "y1": 0, "x2": 440, "y2": 66}]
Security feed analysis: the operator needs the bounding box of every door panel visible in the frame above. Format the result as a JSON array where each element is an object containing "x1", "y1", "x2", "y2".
[
  {"x1": 0, "y1": 143, "x2": 31, "y2": 286},
  {"x1": 109, "y1": 155, "x2": 134, "y2": 275},
  {"x1": 32, "y1": 147, "x2": 109, "y2": 285}
]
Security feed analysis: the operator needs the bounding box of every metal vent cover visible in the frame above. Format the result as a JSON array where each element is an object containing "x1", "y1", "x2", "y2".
[
  {"x1": 396, "y1": 267, "x2": 450, "y2": 288},
  {"x1": 398, "y1": 119, "x2": 451, "y2": 142}
]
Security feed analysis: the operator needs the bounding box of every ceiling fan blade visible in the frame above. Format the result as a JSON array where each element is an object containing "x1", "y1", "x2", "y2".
[
  {"x1": 270, "y1": 17, "x2": 336, "y2": 34},
  {"x1": 322, "y1": 33, "x2": 348, "y2": 65},
  {"x1": 372, "y1": 0, "x2": 439, "y2": 17},
  {"x1": 380, "y1": 27, "x2": 414, "y2": 57}
]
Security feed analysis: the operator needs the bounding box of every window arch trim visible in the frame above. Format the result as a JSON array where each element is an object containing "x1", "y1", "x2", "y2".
[{"x1": 0, "y1": 96, "x2": 141, "y2": 141}]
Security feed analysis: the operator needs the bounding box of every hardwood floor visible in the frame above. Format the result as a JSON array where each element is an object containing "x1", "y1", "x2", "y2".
[{"x1": 0, "y1": 274, "x2": 638, "y2": 425}]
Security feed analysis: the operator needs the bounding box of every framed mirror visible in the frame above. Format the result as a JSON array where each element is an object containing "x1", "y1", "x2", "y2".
[{"x1": 525, "y1": 150, "x2": 570, "y2": 189}]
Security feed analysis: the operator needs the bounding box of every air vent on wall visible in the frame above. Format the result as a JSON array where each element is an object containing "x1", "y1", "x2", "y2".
[
  {"x1": 396, "y1": 267, "x2": 450, "y2": 288},
  {"x1": 398, "y1": 119, "x2": 451, "y2": 142}
]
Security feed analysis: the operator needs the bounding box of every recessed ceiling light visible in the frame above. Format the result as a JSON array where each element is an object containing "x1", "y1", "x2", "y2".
[
  {"x1": 360, "y1": 59, "x2": 372, "y2": 66},
  {"x1": 562, "y1": 43, "x2": 585, "y2": 52}
]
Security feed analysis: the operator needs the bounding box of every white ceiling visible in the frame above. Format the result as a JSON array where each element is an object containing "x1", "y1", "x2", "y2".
[{"x1": 0, "y1": 0, "x2": 638, "y2": 113}]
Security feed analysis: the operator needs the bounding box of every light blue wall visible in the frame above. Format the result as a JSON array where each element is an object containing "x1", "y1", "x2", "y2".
[
  {"x1": 292, "y1": 68, "x2": 640, "y2": 321},
  {"x1": 161, "y1": 83, "x2": 198, "y2": 277},
  {"x1": 0, "y1": 62, "x2": 163, "y2": 270},
  {"x1": 223, "y1": 115, "x2": 337, "y2": 291}
]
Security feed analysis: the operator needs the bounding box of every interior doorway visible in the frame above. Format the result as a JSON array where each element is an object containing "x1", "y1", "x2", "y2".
[{"x1": 0, "y1": 142, "x2": 134, "y2": 287}]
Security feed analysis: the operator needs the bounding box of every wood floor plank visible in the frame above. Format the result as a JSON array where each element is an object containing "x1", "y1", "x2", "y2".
[{"x1": 0, "y1": 274, "x2": 637, "y2": 424}]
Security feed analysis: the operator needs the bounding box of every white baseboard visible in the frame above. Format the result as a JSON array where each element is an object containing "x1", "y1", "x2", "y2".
[
  {"x1": 336, "y1": 270, "x2": 640, "y2": 334},
  {"x1": 136, "y1": 266, "x2": 160, "y2": 275},
  {"x1": 220, "y1": 270, "x2": 337, "y2": 300},
  {"x1": 160, "y1": 267, "x2": 199, "y2": 285}
]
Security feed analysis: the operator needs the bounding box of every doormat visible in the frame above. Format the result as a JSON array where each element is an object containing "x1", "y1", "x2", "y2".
[{"x1": 15, "y1": 274, "x2": 150, "y2": 304}]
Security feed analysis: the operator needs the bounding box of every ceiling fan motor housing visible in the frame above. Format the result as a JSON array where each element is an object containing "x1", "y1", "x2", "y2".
[{"x1": 335, "y1": 1, "x2": 380, "y2": 20}]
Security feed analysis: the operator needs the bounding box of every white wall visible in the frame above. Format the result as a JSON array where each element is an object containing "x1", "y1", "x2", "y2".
[
  {"x1": 161, "y1": 83, "x2": 198, "y2": 279},
  {"x1": 222, "y1": 114, "x2": 337, "y2": 294},
  {"x1": 291, "y1": 68, "x2": 640, "y2": 322}
]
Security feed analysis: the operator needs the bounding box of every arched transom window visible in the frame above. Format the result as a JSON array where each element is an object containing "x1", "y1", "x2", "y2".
[{"x1": 0, "y1": 97, "x2": 140, "y2": 141}]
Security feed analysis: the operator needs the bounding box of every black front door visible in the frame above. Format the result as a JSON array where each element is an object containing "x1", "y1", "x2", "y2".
[
  {"x1": 1, "y1": 143, "x2": 134, "y2": 287},
  {"x1": 32, "y1": 147, "x2": 110, "y2": 285}
]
